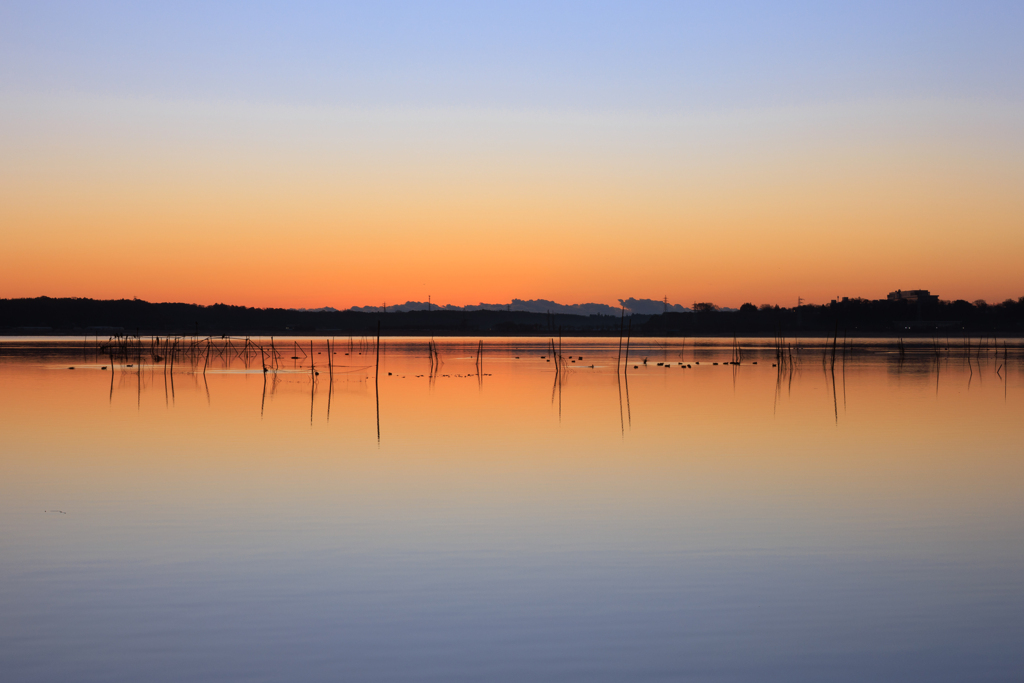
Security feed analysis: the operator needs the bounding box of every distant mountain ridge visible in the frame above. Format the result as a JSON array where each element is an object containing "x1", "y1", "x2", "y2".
[{"x1": 338, "y1": 298, "x2": 704, "y2": 315}]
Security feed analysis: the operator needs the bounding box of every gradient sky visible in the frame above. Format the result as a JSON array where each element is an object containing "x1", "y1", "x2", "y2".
[{"x1": 2, "y1": 1, "x2": 1022, "y2": 308}]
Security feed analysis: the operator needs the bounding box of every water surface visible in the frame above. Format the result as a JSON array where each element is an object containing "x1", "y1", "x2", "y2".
[{"x1": 2, "y1": 337, "x2": 1022, "y2": 682}]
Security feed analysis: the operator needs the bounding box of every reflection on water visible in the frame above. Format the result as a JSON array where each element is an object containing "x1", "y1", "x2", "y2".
[{"x1": 1, "y1": 337, "x2": 1023, "y2": 682}]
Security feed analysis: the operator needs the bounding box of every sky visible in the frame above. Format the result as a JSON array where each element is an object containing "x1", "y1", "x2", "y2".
[{"x1": 1, "y1": 1, "x2": 1022, "y2": 309}]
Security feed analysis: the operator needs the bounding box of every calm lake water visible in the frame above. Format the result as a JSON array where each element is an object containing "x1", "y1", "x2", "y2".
[{"x1": 2, "y1": 336, "x2": 1022, "y2": 682}]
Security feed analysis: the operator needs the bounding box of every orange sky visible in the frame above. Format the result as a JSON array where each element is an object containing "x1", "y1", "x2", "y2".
[{"x1": 3, "y1": 98, "x2": 1021, "y2": 309}]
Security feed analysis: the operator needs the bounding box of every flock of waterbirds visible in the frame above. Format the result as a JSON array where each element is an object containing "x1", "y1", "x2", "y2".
[{"x1": 14, "y1": 329, "x2": 1017, "y2": 437}]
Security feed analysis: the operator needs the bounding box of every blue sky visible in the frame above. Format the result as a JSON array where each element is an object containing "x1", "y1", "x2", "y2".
[{"x1": 3, "y1": 1, "x2": 1022, "y2": 111}]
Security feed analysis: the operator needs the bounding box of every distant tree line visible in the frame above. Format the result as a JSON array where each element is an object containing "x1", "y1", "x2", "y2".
[
  {"x1": 1, "y1": 296, "x2": 1022, "y2": 336},
  {"x1": 0, "y1": 297, "x2": 632, "y2": 335},
  {"x1": 642, "y1": 297, "x2": 1024, "y2": 335}
]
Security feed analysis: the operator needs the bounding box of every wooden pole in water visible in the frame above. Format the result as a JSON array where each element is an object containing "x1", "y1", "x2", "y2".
[
  {"x1": 617, "y1": 306, "x2": 624, "y2": 372},
  {"x1": 623, "y1": 318, "x2": 632, "y2": 374},
  {"x1": 830, "y1": 320, "x2": 839, "y2": 369},
  {"x1": 375, "y1": 321, "x2": 381, "y2": 380}
]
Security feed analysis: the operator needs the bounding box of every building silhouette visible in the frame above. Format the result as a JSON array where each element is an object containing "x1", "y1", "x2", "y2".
[{"x1": 887, "y1": 289, "x2": 938, "y2": 305}]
